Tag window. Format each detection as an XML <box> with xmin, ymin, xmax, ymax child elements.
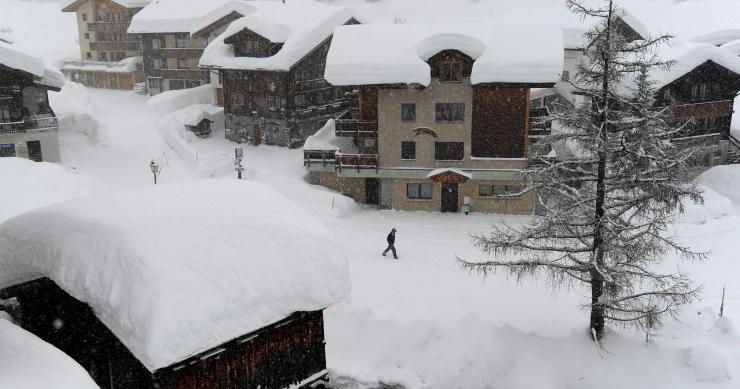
<box><xmin>691</xmin><ymin>85</ymin><xmax>699</xmax><ymax>100</ymax></box>
<box><xmin>178</xmin><ymin>58</ymin><xmax>188</xmax><ymax>69</ymax></box>
<box><xmin>439</xmin><ymin>61</ymin><xmax>462</xmax><ymax>82</ymax></box>
<box><xmin>562</xmin><ymin>70</ymin><xmax>570</xmax><ymax>81</ymax></box>
<box><xmin>152</xmin><ymin>58</ymin><xmax>162</xmax><ymax>69</ymax></box>
<box><xmin>176</xmin><ymin>36</ymin><xmax>187</xmax><ymax>48</ymax></box>
<box><xmin>82</xmin><ymin>13</ymin><xmax>87</xmax><ymax>21</ymax></box>
<box><xmin>267</xmin><ymin>95</ymin><xmax>282</xmax><ymax>110</ymax></box>
<box><xmin>479</xmin><ymin>184</ymin><xmax>525</xmax><ymax>198</ymax></box>
<box><xmin>151</xmin><ymin>38</ymin><xmax>161</xmax><ymax>49</ymax></box>
<box><xmin>190</xmin><ymin>80</ymin><xmax>202</xmax><ymax>87</ymax></box>
<box><xmin>85</xmin><ymin>52</ymin><xmax>92</xmax><ymax>59</ymax></box>
<box><xmin>245</xmin><ymin>40</ymin><xmax>262</xmax><ymax>55</ymax></box>
<box><xmin>401</xmin><ymin>141</ymin><xmax>416</xmax><ymax>160</ymax></box>
<box><xmin>699</xmin><ymin>84</ymin><xmax>708</xmax><ymax>100</ymax></box>
<box><xmin>99</xmin><ymin>52</ymin><xmax>107</xmax><ymax>61</ymax></box>
<box><xmin>435</xmin><ymin>103</ymin><xmax>464</xmax><ymax>122</ymax></box>
<box><xmin>407</xmin><ymin>183</ymin><xmax>433</xmax><ymax>200</ymax></box>
<box><xmin>663</xmin><ymin>88</ymin><xmax>670</xmax><ymax>100</ymax></box>
<box><xmin>434</xmin><ymin>142</ymin><xmax>464</xmax><ymax>160</ymax></box>
<box><xmin>84</xmin><ymin>33</ymin><xmax>89</xmax><ymax>40</ymax></box>
<box><xmin>401</xmin><ymin>103</ymin><xmax>416</xmax><ymax>122</ymax></box>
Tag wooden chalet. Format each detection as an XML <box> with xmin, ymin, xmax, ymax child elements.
<box><xmin>0</xmin><ymin>41</ymin><xmax>64</xmax><ymax>162</ymax></box>
<box><xmin>0</xmin><ymin>278</ymin><xmax>329</xmax><ymax>389</ymax></box>
<box><xmin>305</xmin><ymin>21</ymin><xmax>563</xmax><ymax>214</ymax></box>
<box><xmin>61</xmin><ymin>0</ymin><xmax>147</xmax><ymax>89</ymax></box>
<box><xmin>0</xmin><ymin>180</ymin><xmax>349</xmax><ymax>389</ymax></box>
<box><xmin>199</xmin><ymin>1</ymin><xmax>359</xmax><ymax>147</ymax></box>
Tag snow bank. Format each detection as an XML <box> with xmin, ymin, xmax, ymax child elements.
<box><xmin>677</xmin><ymin>185</ymin><xmax>734</xmax><ymax>225</ymax></box>
<box><xmin>128</xmin><ymin>0</ymin><xmax>233</xmax><ymax>33</ymax></box>
<box><xmin>324</xmin><ymin>19</ymin><xmax>563</xmax><ymax>86</ymax></box>
<box><xmin>200</xmin><ymin>1</ymin><xmax>354</xmax><ymax>71</ymax></box>
<box><xmin>49</xmin><ymin>81</ymin><xmax>108</xmax><ymax>145</ymax></box>
<box><xmin>0</xmin><ymin>157</ymin><xmax>94</xmax><ymax>223</ymax></box>
<box><xmin>0</xmin><ymin>318</ymin><xmax>98</xmax><ymax>389</ymax></box>
<box><xmin>171</xmin><ymin>104</ymin><xmax>223</xmax><ymax>127</ymax></box>
<box><xmin>0</xmin><ymin>179</ymin><xmax>350</xmax><ymax>371</ymax></box>
<box><xmin>684</xmin><ymin>346</ymin><xmax>732</xmax><ymax>383</ymax></box>
<box><xmin>62</xmin><ymin>57</ymin><xmax>141</xmax><ymax>74</ymax></box>
<box><xmin>694</xmin><ymin>165</ymin><xmax>740</xmax><ymax>206</ymax></box>
<box><xmin>146</xmin><ymin>84</ymin><xmax>216</xmax><ymax>118</ymax></box>
<box><xmin>303</xmin><ymin>119</ymin><xmax>357</xmax><ymax>152</ymax></box>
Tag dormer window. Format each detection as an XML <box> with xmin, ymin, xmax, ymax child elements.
<box><xmin>439</xmin><ymin>61</ymin><xmax>462</xmax><ymax>82</ymax></box>
<box><xmin>245</xmin><ymin>40</ymin><xmax>263</xmax><ymax>55</ymax></box>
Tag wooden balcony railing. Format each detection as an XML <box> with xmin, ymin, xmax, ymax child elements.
<box><xmin>303</xmin><ymin>150</ymin><xmax>337</xmax><ymax>167</ymax></box>
<box><xmin>87</xmin><ymin>22</ymin><xmax>131</xmax><ymax>33</ymax></box>
<box><xmin>0</xmin><ymin>117</ymin><xmax>58</xmax><ymax>135</ymax></box>
<box><xmin>89</xmin><ymin>41</ymin><xmax>141</xmax><ymax>52</ymax></box>
<box><xmin>335</xmin><ymin>119</ymin><xmax>378</xmax><ymax>138</ymax></box>
<box><xmin>337</xmin><ymin>153</ymin><xmax>379</xmax><ymax>172</ymax></box>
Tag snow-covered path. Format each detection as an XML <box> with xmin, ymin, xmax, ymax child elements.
<box><xmin>56</xmin><ymin>89</ymin><xmax>197</xmax><ymax>191</ymax></box>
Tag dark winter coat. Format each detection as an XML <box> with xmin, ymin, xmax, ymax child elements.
<box><xmin>387</xmin><ymin>231</ymin><xmax>395</xmax><ymax>245</ymax></box>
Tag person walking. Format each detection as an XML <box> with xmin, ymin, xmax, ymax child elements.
<box><xmin>382</xmin><ymin>228</ymin><xmax>398</xmax><ymax>259</ymax></box>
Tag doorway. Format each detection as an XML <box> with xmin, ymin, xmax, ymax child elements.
<box><xmin>441</xmin><ymin>183</ymin><xmax>459</xmax><ymax>212</ymax></box>
<box><xmin>365</xmin><ymin>178</ymin><xmax>379</xmax><ymax>205</ymax></box>
<box><xmin>26</xmin><ymin>140</ymin><xmax>42</xmax><ymax>162</ymax></box>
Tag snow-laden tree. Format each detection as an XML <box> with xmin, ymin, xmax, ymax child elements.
<box><xmin>460</xmin><ymin>0</ymin><xmax>705</xmax><ymax>340</ymax></box>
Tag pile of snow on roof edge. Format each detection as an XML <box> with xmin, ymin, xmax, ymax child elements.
<box><xmin>0</xmin><ymin>179</ymin><xmax>351</xmax><ymax>372</ymax></box>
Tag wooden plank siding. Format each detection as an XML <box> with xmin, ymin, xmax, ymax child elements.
<box><xmin>471</xmin><ymin>86</ymin><xmax>530</xmax><ymax>158</ymax></box>
<box><xmin>0</xmin><ymin>278</ymin><xmax>329</xmax><ymax>389</ymax></box>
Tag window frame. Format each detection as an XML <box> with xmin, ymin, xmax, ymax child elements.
<box><xmin>435</xmin><ymin>103</ymin><xmax>464</xmax><ymax>123</ymax></box>
<box><xmin>439</xmin><ymin>61</ymin><xmax>463</xmax><ymax>82</ymax></box>
<box><xmin>434</xmin><ymin>141</ymin><xmax>464</xmax><ymax>161</ymax></box>
<box><xmin>407</xmin><ymin>183</ymin><xmax>433</xmax><ymax>200</ymax></box>
<box><xmin>401</xmin><ymin>141</ymin><xmax>416</xmax><ymax>160</ymax></box>
<box><xmin>175</xmin><ymin>36</ymin><xmax>188</xmax><ymax>49</ymax></box>
<box><xmin>401</xmin><ymin>103</ymin><xmax>416</xmax><ymax>122</ymax></box>
<box><xmin>479</xmin><ymin>184</ymin><xmax>525</xmax><ymax>198</ymax></box>
<box><xmin>177</xmin><ymin>58</ymin><xmax>189</xmax><ymax>69</ymax></box>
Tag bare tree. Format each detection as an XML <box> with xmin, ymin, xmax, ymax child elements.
<box><xmin>459</xmin><ymin>0</ymin><xmax>705</xmax><ymax>340</ymax></box>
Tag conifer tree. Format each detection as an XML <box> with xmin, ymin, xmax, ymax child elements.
<box><xmin>460</xmin><ymin>0</ymin><xmax>705</xmax><ymax>340</ymax></box>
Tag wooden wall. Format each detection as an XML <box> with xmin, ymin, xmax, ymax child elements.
<box><xmin>471</xmin><ymin>86</ymin><xmax>530</xmax><ymax>158</ymax></box>
<box><xmin>0</xmin><ymin>278</ymin><xmax>329</xmax><ymax>389</ymax></box>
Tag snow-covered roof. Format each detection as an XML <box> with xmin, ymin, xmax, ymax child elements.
<box><xmin>62</xmin><ymin>57</ymin><xmax>142</xmax><ymax>74</ymax></box>
<box><xmin>62</xmin><ymin>0</ymin><xmax>150</xmax><ymax>12</ymax></box>
<box><xmin>171</xmin><ymin>104</ymin><xmax>222</xmax><ymax>127</ymax></box>
<box><xmin>721</xmin><ymin>39</ymin><xmax>740</xmax><ymax>57</ymax></box>
<box><xmin>0</xmin><ymin>32</ymin><xmax>12</xmax><ymax>44</ymax></box>
<box><xmin>0</xmin><ymin>179</ymin><xmax>350</xmax><ymax>372</ymax></box>
<box><xmin>561</xmin><ymin>8</ymin><xmax>648</xmax><ymax>50</ymax></box>
<box><xmin>0</xmin><ymin>41</ymin><xmax>64</xmax><ymax>89</ymax></box>
<box><xmin>428</xmin><ymin>168</ymin><xmax>472</xmax><ymax>180</ymax></box>
<box><xmin>0</xmin><ymin>318</ymin><xmax>98</xmax><ymax>389</ymax></box>
<box><xmin>303</xmin><ymin>119</ymin><xmax>357</xmax><ymax>152</ymax></box>
<box><xmin>691</xmin><ymin>29</ymin><xmax>740</xmax><ymax>47</ymax></box>
<box><xmin>199</xmin><ymin>1</ymin><xmax>354</xmax><ymax>71</ymax></box>
<box><xmin>188</xmin><ymin>0</ymin><xmax>257</xmax><ymax>37</ymax></box>
<box><xmin>128</xmin><ymin>0</ymin><xmax>234</xmax><ymax>33</ymax></box>
<box><xmin>324</xmin><ymin>20</ymin><xmax>564</xmax><ymax>86</ymax></box>
<box><xmin>650</xmin><ymin>40</ymin><xmax>740</xmax><ymax>89</ymax></box>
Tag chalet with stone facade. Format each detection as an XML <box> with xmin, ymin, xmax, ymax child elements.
<box><xmin>61</xmin><ymin>0</ymin><xmax>147</xmax><ymax>89</ymax></box>
<box><xmin>127</xmin><ymin>0</ymin><xmax>234</xmax><ymax>96</ymax></box>
<box><xmin>1</xmin><ymin>41</ymin><xmax>64</xmax><ymax>162</ymax></box>
<box><xmin>305</xmin><ymin>21</ymin><xmax>563</xmax><ymax>213</ymax></box>
<box><xmin>200</xmin><ymin>0</ymin><xmax>359</xmax><ymax>147</ymax></box>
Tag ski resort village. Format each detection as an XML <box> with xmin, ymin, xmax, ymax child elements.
<box><xmin>3</xmin><ymin>0</ymin><xmax>740</xmax><ymax>388</ymax></box>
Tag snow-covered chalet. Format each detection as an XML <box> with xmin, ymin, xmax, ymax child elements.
<box><xmin>304</xmin><ymin>20</ymin><xmax>564</xmax><ymax>214</ymax></box>
<box><xmin>199</xmin><ymin>0</ymin><xmax>360</xmax><ymax>147</ymax></box>
<box><xmin>0</xmin><ymin>180</ymin><xmax>350</xmax><ymax>389</ymax></box>
<box><xmin>0</xmin><ymin>40</ymin><xmax>64</xmax><ymax>162</ymax></box>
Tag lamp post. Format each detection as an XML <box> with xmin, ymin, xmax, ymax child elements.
<box><xmin>149</xmin><ymin>159</ymin><xmax>161</xmax><ymax>185</ymax></box>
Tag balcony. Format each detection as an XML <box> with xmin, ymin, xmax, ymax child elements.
<box><xmin>303</xmin><ymin>151</ymin><xmax>379</xmax><ymax>172</ymax></box>
<box><xmin>337</xmin><ymin>153</ymin><xmax>378</xmax><ymax>172</ymax></box>
<box><xmin>158</xmin><ymin>69</ymin><xmax>210</xmax><ymax>81</ymax></box>
<box><xmin>334</xmin><ymin>119</ymin><xmax>378</xmax><ymax>138</ymax></box>
<box><xmin>87</xmin><ymin>22</ymin><xmax>130</xmax><ymax>33</ymax></box>
<box><xmin>159</xmin><ymin>48</ymin><xmax>205</xmax><ymax>59</ymax></box>
<box><xmin>89</xmin><ymin>41</ymin><xmax>141</xmax><ymax>52</ymax></box>
<box><xmin>0</xmin><ymin>117</ymin><xmax>58</xmax><ymax>135</ymax></box>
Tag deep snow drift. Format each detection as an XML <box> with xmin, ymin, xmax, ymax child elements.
<box><xmin>0</xmin><ymin>179</ymin><xmax>350</xmax><ymax>371</ymax></box>
<box><xmin>0</xmin><ymin>318</ymin><xmax>98</xmax><ymax>389</ymax></box>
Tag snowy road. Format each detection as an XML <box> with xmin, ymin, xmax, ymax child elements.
<box><xmin>33</xmin><ymin>87</ymin><xmax>740</xmax><ymax>388</ymax></box>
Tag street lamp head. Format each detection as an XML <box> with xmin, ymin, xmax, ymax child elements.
<box><xmin>150</xmin><ymin>160</ymin><xmax>160</xmax><ymax>173</ymax></box>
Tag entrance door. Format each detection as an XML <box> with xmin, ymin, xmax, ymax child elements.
<box><xmin>441</xmin><ymin>183</ymin><xmax>459</xmax><ymax>212</ymax></box>
<box><xmin>253</xmin><ymin>126</ymin><xmax>262</xmax><ymax>146</ymax></box>
<box><xmin>365</xmin><ymin>178</ymin><xmax>379</xmax><ymax>205</ymax></box>
<box><xmin>26</xmin><ymin>140</ymin><xmax>42</xmax><ymax>162</ymax></box>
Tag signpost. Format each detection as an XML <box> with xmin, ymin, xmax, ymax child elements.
<box><xmin>235</xmin><ymin>147</ymin><xmax>244</xmax><ymax>179</ymax></box>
